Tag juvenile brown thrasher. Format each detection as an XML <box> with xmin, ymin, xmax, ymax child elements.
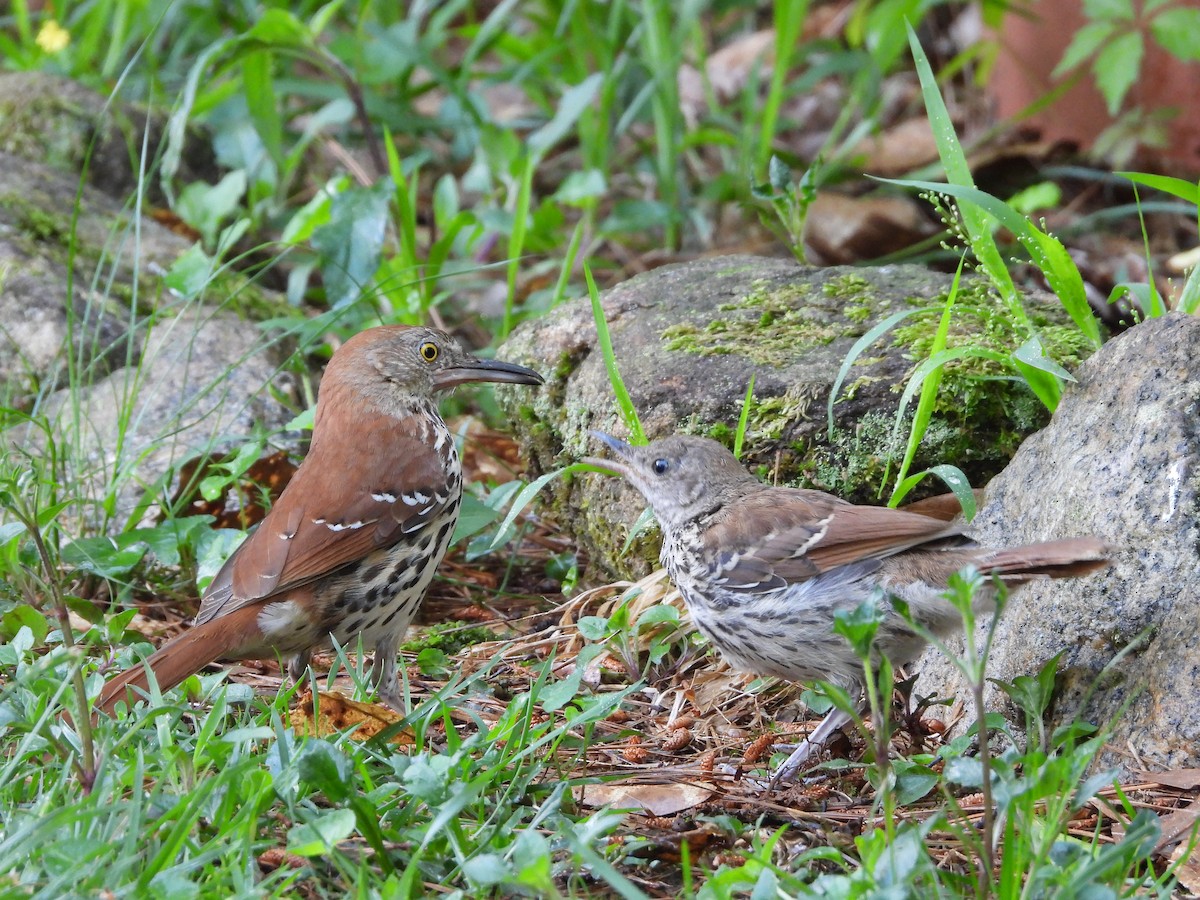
<box><xmin>585</xmin><ymin>432</ymin><xmax>1109</xmax><ymax>781</ymax></box>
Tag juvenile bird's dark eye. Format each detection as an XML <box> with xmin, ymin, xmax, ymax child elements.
<box><xmin>653</xmin><ymin>458</ymin><xmax>669</xmax><ymax>475</ymax></box>
<box><xmin>419</xmin><ymin>342</ymin><xmax>439</xmax><ymax>362</ymax></box>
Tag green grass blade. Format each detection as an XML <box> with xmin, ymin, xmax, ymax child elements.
<box><xmin>905</xmin><ymin>23</ymin><xmax>1023</xmax><ymax>326</ymax></box>
<box><xmin>1115</xmin><ymin>171</ymin><xmax>1199</xmax><ymax>204</ymax></box>
<box><xmin>889</xmin><ymin>258</ymin><xmax>962</xmax><ymax>502</ymax></box>
<box><xmin>488</xmin><ymin>465</ymin><xmax>587</xmax><ymax>550</ymax></box>
<box><xmin>586</xmin><ymin>262</ymin><xmax>645</xmax><ymax>443</ymax></box>
<box><xmin>733</xmin><ymin>374</ymin><xmax>756</xmax><ymax>460</ymax></box>
<box><xmin>757</xmin><ymin>0</ymin><xmax>809</xmax><ymax>172</ymax></box>
<box><xmin>828</xmin><ymin>307</ymin><xmax>933</xmax><ymax>441</ymax></box>
<box><xmin>877</xmin><ymin>175</ymin><xmax>1100</xmax><ymax>351</ymax></box>
<box><xmin>892</xmin><ymin>464</ymin><xmax>976</xmax><ymax>520</ymax></box>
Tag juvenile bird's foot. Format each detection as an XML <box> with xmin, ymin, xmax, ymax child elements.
<box><xmin>771</xmin><ymin>707</ymin><xmax>855</xmax><ymax>785</ymax></box>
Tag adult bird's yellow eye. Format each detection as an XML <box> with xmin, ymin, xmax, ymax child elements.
<box><xmin>419</xmin><ymin>342</ymin><xmax>439</xmax><ymax>362</ymax></box>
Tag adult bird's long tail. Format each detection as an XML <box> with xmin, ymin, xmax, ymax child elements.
<box><xmin>95</xmin><ymin>604</ymin><xmax>265</xmax><ymax>715</ymax></box>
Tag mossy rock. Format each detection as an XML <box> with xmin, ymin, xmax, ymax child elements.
<box><xmin>495</xmin><ymin>255</ymin><xmax>1096</xmax><ymax>580</ymax></box>
<box><xmin>0</xmin><ymin>71</ymin><xmax>217</xmax><ymax>204</ymax></box>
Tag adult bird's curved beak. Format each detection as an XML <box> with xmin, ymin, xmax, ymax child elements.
<box><xmin>432</xmin><ymin>357</ymin><xmax>545</xmax><ymax>390</ymax></box>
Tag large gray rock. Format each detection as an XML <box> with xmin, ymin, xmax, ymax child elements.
<box><xmin>0</xmin><ymin>71</ymin><xmax>217</xmax><ymax>203</ymax></box>
<box><xmin>16</xmin><ymin>311</ymin><xmax>297</xmax><ymax>532</ymax></box>
<box><xmin>0</xmin><ymin>74</ymin><xmax>296</xmax><ymax>533</ymax></box>
<box><xmin>0</xmin><ymin>72</ymin><xmax>220</xmax><ymax>402</ymax></box>
<box><xmin>496</xmin><ymin>255</ymin><xmax>1092</xmax><ymax>578</ymax></box>
<box><xmin>0</xmin><ymin>152</ymin><xmax>193</xmax><ymax>399</ymax></box>
<box><xmin>914</xmin><ymin>312</ymin><xmax>1200</xmax><ymax>774</ymax></box>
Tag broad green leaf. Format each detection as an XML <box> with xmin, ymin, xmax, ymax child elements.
<box><xmin>1093</xmin><ymin>30</ymin><xmax>1142</xmax><ymax>115</ymax></box>
<box><xmin>242</xmin><ymin>50</ymin><xmax>282</xmax><ymax>167</ymax></box>
<box><xmin>432</xmin><ymin>173</ymin><xmax>459</xmax><ymax>226</ymax></box>
<box><xmin>577</xmin><ymin>616</ymin><xmax>611</xmax><ymax>642</ymax></box>
<box><xmin>0</xmin><ymin>521</ymin><xmax>26</xmax><ymax>544</ymax></box>
<box><xmin>554</xmin><ymin>169</ymin><xmax>607</xmax><ymax>205</ymax></box>
<box><xmin>528</xmin><ymin>73</ymin><xmax>603</xmax><ymax>158</ymax></box>
<box><xmin>892</xmin><ymin>465</ymin><xmax>976</xmax><ymax>520</ymax></box>
<box><xmin>1083</xmin><ymin>0</ymin><xmax>1132</xmax><ymax>19</ymax></box>
<box><xmin>1053</xmin><ymin>20</ymin><xmax>1115</xmax><ymax>76</ymax></box>
<box><xmin>175</xmin><ymin>170</ymin><xmax>248</xmax><ymax>247</ymax></box>
<box><xmin>287</xmin><ymin>809</ymin><xmax>356</xmax><ymax>857</ymax></box>
<box><xmin>296</xmin><ymin>740</ymin><xmax>353</xmax><ymax>802</ymax></box>
<box><xmin>462</xmin><ymin>854</ymin><xmax>509</xmax><ymax>886</ymax></box>
<box><xmin>943</xmin><ymin>755</ymin><xmax>984</xmax><ymax>788</ymax></box>
<box><xmin>124</xmin><ymin>516</ymin><xmax>214</xmax><ymax>568</ymax></box>
<box><xmin>281</xmin><ymin>181</ymin><xmax>338</xmax><ymax>244</ymax></box>
<box><xmin>1013</xmin><ymin>335</ymin><xmax>1076</xmax><ymax>381</ymax></box>
<box><xmin>863</xmin><ymin>0</ymin><xmax>921</xmax><ymax>71</ymax></box>
<box><xmin>307</xmin><ymin>0</ymin><xmax>344</xmax><ymax>36</ymax></box>
<box><xmin>63</xmin><ymin>536</ymin><xmax>148</xmax><ymax>578</ymax></box>
<box><xmin>488</xmin><ymin>468</ymin><xmax>573</xmax><ymax>549</ymax></box>
<box><xmin>1151</xmin><ymin>8</ymin><xmax>1200</xmax><ymax>60</ymax></box>
<box><xmin>1013</xmin><ymin>356</ymin><xmax>1063</xmax><ymax>410</ymax></box>
<box><xmin>164</xmin><ymin>244</ymin><xmax>214</xmax><ymax>300</ymax></box>
<box><xmin>1006</xmin><ymin>181</ymin><xmax>1062</xmax><ymax>215</ymax></box>
<box><xmin>195</xmin><ymin>529</ymin><xmax>246</xmax><ymax>588</ymax></box>
<box><xmin>311</xmin><ymin>179</ymin><xmax>392</xmax><ymax>308</ymax></box>
<box><xmin>199</xmin><ymin>440</ymin><xmax>265</xmax><ymax>501</ymax></box>
<box><xmin>285</xmin><ymin>406</ymin><xmax>315</xmax><ymax>432</ymax></box>
<box><xmin>453</xmin><ymin>493</ymin><xmax>504</xmax><ymax>544</ymax></box>
<box><xmin>892</xmin><ymin>759</ymin><xmax>939</xmax><ymax>804</ymax></box>
<box><xmin>243</xmin><ymin>8</ymin><xmax>312</xmax><ymax>47</ymax></box>
<box><xmin>539</xmin><ymin>645</ymin><xmax>601</xmax><ymax>712</ymax></box>
<box><xmin>1</xmin><ymin>606</ymin><xmax>50</xmax><ymax>643</ymax></box>
<box><xmin>636</xmin><ymin>605</ymin><xmax>680</xmax><ymax>628</ymax></box>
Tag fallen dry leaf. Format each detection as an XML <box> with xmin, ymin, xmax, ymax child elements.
<box><xmin>852</xmin><ymin>116</ymin><xmax>940</xmax><ymax>175</ymax></box>
<box><xmin>1134</xmin><ymin>769</ymin><xmax>1200</xmax><ymax>790</ymax></box>
<box><xmin>1152</xmin><ymin>797</ymin><xmax>1200</xmax><ymax>850</ymax></box>
<box><xmin>290</xmin><ymin>690</ymin><xmax>414</xmax><ymax>745</ymax></box>
<box><xmin>576</xmin><ymin>781</ymin><xmax>716</xmax><ymax>817</ymax></box>
<box><xmin>258</xmin><ymin>847</ymin><xmax>308</xmax><ymax>872</ymax></box>
<box><xmin>1169</xmin><ymin>838</ymin><xmax>1200</xmax><ymax>893</ymax></box>
<box><xmin>803</xmin><ymin>191</ymin><xmax>938</xmax><ymax>265</ymax></box>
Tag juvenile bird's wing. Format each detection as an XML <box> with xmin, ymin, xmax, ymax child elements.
<box><xmin>196</xmin><ymin>417</ymin><xmax>456</xmax><ymax>625</ymax></box>
<box><xmin>702</xmin><ymin>489</ymin><xmax>962</xmax><ymax>592</ymax></box>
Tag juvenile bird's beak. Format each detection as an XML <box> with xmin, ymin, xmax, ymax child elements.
<box><xmin>432</xmin><ymin>357</ymin><xmax>544</xmax><ymax>390</ymax></box>
<box><xmin>582</xmin><ymin>430</ymin><xmax>635</xmax><ymax>477</ymax></box>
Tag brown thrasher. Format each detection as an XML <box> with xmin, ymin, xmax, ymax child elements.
<box><xmin>585</xmin><ymin>433</ymin><xmax>1109</xmax><ymax>781</ymax></box>
<box><xmin>95</xmin><ymin>325</ymin><xmax>543</xmax><ymax>715</ymax></box>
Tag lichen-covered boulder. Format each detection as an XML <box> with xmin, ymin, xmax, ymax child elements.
<box><xmin>495</xmin><ymin>254</ymin><xmax>1092</xmax><ymax>578</ymax></box>
<box><xmin>914</xmin><ymin>312</ymin><xmax>1200</xmax><ymax>775</ymax></box>
<box><xmin>0</xmin><ymin>73</ymin><xmax>294</xmax><ymax>534</ymax></box>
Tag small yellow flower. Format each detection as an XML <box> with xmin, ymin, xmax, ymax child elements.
<box><xmin>36</xmin><ymin>19</ymin><xmax>70</xmax><ymax>54</ymax></box>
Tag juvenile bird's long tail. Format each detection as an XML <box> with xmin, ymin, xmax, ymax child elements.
<box><xmin>986</xmin><ymin>536</ymin><xmax>1111</xmax><ymax>580</ymax></box>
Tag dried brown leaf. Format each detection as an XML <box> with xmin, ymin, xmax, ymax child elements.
<box><xmin>290</xmin><ymin>690</ymin><xmax>414</xmax><ymax>745</ymax></box>
<box><xmin>575</xmin><ymin>781</ymin><xmax>716</xmax><ymax>817</ymax></box>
